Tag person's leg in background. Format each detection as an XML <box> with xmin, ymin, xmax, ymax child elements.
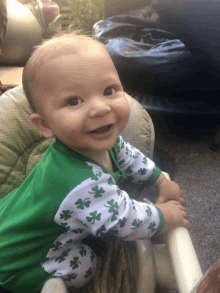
<box><xmin>151</xmin><ymin>0</ymin><xmax>220</xmax><ymax>74</ymax></box>
<box><xmin>150</xmin><ymin>0</ymin><xmax>220</xmax><ymax>95</ymax></box>
<box><xmin>104</xmin><ymin>0</ymin><xmax>220</xmax><ymax>95</ymax></box>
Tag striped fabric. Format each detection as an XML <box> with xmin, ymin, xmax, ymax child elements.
<box><xmin>0</xmin><ymin>0</ymin><xmax>7</xmax><ymax>47</ymax></box>
<box><xmin>0</xmin><ymin>0</ymin><xmax>8</xmax><ymax>89</ymax></box>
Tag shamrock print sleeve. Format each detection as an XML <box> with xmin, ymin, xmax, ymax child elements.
<box><xmin>54</xmin><ymin>162</ymin><xmax>164</xmax><ymax>241</ymax></box>
<box><xmin>116</xmin><ymin>136</ymin><xmax>161</xmax><ymax>186</ymax></box>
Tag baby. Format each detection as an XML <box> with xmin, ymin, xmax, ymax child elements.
<box><xmin>0</xmin><ymin>32</ymin><xmax>190</xmax><ymax>293</ymax></box>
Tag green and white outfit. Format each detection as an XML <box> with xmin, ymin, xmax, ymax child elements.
<box><xmin>0</xmin><ymin>135</ymin><xmax>164</xmax><ymax>293</ymax></box>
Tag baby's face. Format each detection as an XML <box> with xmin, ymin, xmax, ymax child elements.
<box><xmin>32</xmin><ymin>46</ymin><xmax>130</xmax><ymax>157</ymax></box>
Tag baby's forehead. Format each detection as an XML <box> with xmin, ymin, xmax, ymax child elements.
<box><xmin>35</xmin><ymin>41</ymin><xmax>110</xmax><ymax>76</ymax></box>
<box><xmin>43</xmin><ymin>39</ymin><xmax>106</xmax><ymax>60</ymax></box>
<box><xmin>33</xmin><ymin>41</ymin><xmax>111</xmax><ymax>83</ymax></box>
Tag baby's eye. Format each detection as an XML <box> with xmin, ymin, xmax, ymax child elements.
<box><xmin>104</xmin><ymin>86</ymin><xmax>116</xmax><ymax>96</ymax></box>
<box><xmin>66</xmin><ymin>97</ymin><xmax>83</xmax><ymax>106</ymax></box>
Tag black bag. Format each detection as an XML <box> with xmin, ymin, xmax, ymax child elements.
<box><xmin>93</xmin><ymin>5</ymin><xmax>194</xmax><ymax>97</ymax></box>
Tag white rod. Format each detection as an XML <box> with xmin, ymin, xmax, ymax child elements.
<box><xmin>162</xmin><ymin>172</ymin><xmax>203</xmax><ymax>293</ymax></box>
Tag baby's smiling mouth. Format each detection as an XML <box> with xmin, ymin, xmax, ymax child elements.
<box><xmin>89</xmin><ymin>124</ymin><xmax>113</xmax><ymax>134</ymax></box>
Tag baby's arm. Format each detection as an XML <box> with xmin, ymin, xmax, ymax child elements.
<box><xmin>116</xmin><ymin>135</ymin><xmax>161</xmax><ymax>186</ymax></box>
<box><xmin>117</xmin><ymin>136</ymin><xmax>184</xmax><ymax>205</ymax></box>
<box><xmin>54</xmin><ymin>163</ymin><xmax>165</xmax><ymax>241</ymax></box>
<box><xmin>116</xmin><ymin>136</ymin><xmax>190</xmax><ymax>233</ymax></box>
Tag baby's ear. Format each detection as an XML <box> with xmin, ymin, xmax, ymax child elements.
<box><xmin>30</xmin><ymin>113</ymin><xmax>54</xmax><ymax>138</ymax></box>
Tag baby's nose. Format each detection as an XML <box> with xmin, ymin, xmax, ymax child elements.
<box><xmin>89</xmin><ymin>99</ymin><xmax>111</xmax><ymax>117</ymax></box>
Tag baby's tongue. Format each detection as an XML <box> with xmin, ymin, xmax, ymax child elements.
<box><xmin>92</xmin><ymin>125</ymin><xmax>109</xmax><ymax>133</ymax></box>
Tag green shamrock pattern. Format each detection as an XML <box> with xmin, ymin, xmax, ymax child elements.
<box><xmin>55</xmin><ymin>249</ymin><xmax>71</xmax><ymax>263</ymax></box>
<box><xmin>91</xmin><ymin>172</ymin><xmax>101</xmax><ymax>181</ymax></box>
<box><xmin>51</xmin><ymin>241</ymin><xmax>62</xmax><ymax>251</ymax></box>
<box><xmin>118</xmin><ymin>217</ymin><xmax>127</xmax><ymax>227</ymax></box>
<box><xmin>66</xmin><ymin>239</ymin><xmax>74</xmax><ymax>244</ymax></box>
<box><xmin>65</xmin><ymin>273</ymin><xmax>78</xmax><ymax>282</ymax></box>
<box><xmin>116</xmin><ymin>187</ymin><xmax>123</xmax><ymax>197</ymax></box>
<box><xmin>131</xmin><ymin>219</ymin><xmax>143</xmax><ymax>229</ymax></box>
<box><xmin>88</xmin><ymin>185</ymin><xmax>105</xmax><ymax>198</ymax></box>
<box><xmin>96</xmin><ymin>225</ymin><xmax>107</xmax><ymax>237</ymax></box>
<box><xmin>108</xmin><ymin>176</ymin><xmax>115</xmax><ymax>185</ymax></box>
<box><xmin>133</xmin><ymin>151</ymin><xmax>140</xmax><ymax>159</ymax></box>
<box><xmin>111</xmin><ymin>210</ymin><xmax>119</xmax><ymax>222</ymax></box>
<box><xmin>60</xmin><ymin>210</ymin><xmax>73</xmax><ymax>220</ymax></box>
<box><xmin>104</xmin><ymin>199</ymin><xmax>119</xmax><ymax>213</ymax></box>
<box><xmin>72</xmin><ymin>228</ymin><xmax>84</xmax><ymax>234</ymax></box>
<box><xmin>131</xmin><ymin>200</ymin><xmax>136</xmax><ymax>210</ymax></box>
<box><xmin>70</xmin><ymin>256</ymin><xmax>81</xmax><ymax>269</ymax></box>
<box><xmin>90</xmin><ymin>250</ymin><xmax>96</xmax><ymax>264</ymax></box>
<box><xmin>142</xmin><ymin>156</ymin><xmax>148</xmax><ymax>164</ymax></box>
<box><xmin>79</xmin><ymin>246</ymin><xmax>87</xmax><ymax>257</ymax></box>
<box><xmin>126</xmin><ymin>175</ymin><xmax>134</xmax><ymax>182</ymax></box>
<box><xmin>119</xmin><ymin>159</ymin><xmax>125</xmax><ymax>166</ymax></box>
<box><xmin>86</xmin><ymin>211</ymin><xmax>101</xmax><ymax>224</ymax></box>
<box><xmin>41</xmin><ymin>136</ymin><xmax>161</xmax><ymax>288</ymax></box>
<box><xmin>148</xmin><ymin>221</ymin><xmax>157</xmax><ymax>234</ymax></box>
<box><xmin>84</xmin><ymin>267</ymin><xmax>94</xmax><ymax>279</ymax></box>
<box><xmin>75</xmin><ymin>198</ymin><xmax>91</xmax><ymax>209</ymax></box>
<box><xmin>125</xmin><ymin>165</ymin><xmax>133</xmax><ymax>174</ymax></box>
<box><xmin>108</xmin><ymin>227</ymin><xmax>119</xmax><ymax>236</ymax></box>
<box><xmin>146</xmin><ymin>206</ymin><xmax>152</xmax><ymax>217</ymax></box>
<box><xmin>138</xmin><ymin>168</ymin><xmax>147</xmax><ymax>175</ymax></box>
<box><xmin>60</xmin><ymin>223</ymin><xmax>70</xmax><ymax>230</ymax></box>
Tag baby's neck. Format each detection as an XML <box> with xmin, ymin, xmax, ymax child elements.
<box><xmin>86</xmin><ymin>151</ymin><xmax>114</xmax><ymax>172</ymax></box>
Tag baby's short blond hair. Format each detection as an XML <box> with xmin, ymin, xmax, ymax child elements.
<box><xmin>22</xmin><ymin>31</ymin><xmax>107</xmax><ymax>113</ymax></box>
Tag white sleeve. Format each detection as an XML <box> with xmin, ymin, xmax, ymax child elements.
<box><xmin>117</xmin><ymin>135</ymin><xmax>161</xmax><ymax>185</ymax></box>
<box><xmin>54</xmin><ymin>162</ymin><xmax>164</xmax><ymax>240</ymax></box>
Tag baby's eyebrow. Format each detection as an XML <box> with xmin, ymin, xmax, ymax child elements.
<box><xmin>56</xmin><ymin>74</ymin><xmax>121</xmax><ymax>96</ymax></box>
<box><xmin>57</xmin><ymin>86</ymin><xmax>78</xmax><ymax>94</ymax></box>
<box><xmin>101</xmin><ymin>76</ymin><xmax>120</xmax><ymax>84</ymax></box>
<box><xmin>60</xmin><ymin>77</ymin><xmax>120</xmax><ymax>92</ymax></box>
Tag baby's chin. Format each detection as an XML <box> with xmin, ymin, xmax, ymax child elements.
<box><xmin>64</xmin><ymin>140</ymin><xmax>116</xmax><ymax>155</ymax></box>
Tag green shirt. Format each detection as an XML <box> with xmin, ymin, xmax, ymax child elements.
<box><xmin>0</xmin><ymin>135</ymin><xmax>163</xmax><ymax>293</ymax></box>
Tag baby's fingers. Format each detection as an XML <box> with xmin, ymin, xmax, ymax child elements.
<box><xmin>182</xmin><ymin>218</ymin><xmax>191</xmax><ymax>230</ymax></box>
<box><xmin>179</xmin><ymin>205</ymin><xmax>189</xmax><ymax>219</ymax></box>
<box><xmin>182</xmin><ymin>211</ymin><xmax>188</xmax><ymax>219</ymax></box>
<box><xmin>180</xmin><ymin>208</ymin><xmax>191</xmax><ymax>230</ymax></box>
<box><xmin>169</xmin><ymin>200</ymin><xmax>182</xmax><ymax>206</ymax></box>
<box><xmin>179</xmin><ymin>205</ymin><xmax>186</xmax><ymax>212</ymax></box>
<box><xmin>179</xmin><ymin>196</ymin><xmax>185</xmax><ymax>205</ymax></box>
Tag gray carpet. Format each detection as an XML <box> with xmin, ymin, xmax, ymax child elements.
<box><xmin>143</xmin><ymin>112</ymin><xmax>220</xmax><ymax>275</ymax></box>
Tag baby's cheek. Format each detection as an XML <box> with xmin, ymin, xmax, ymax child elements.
<box><xmin>121</xmin><ymin>103</ymin><xmax>130</xmax><ymax>127</ymax></box>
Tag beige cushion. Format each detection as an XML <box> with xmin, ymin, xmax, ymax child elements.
<box><xmin>0</xmin><ymin>85</ymin><xmax>154</xmax><ymax>200</ymax></box>
<box><xmin>0</xmin><ymin>85</ymin><xmax>53</xmax><ymax>199</ymax></box>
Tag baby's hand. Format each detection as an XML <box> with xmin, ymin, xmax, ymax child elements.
<box><xmin>156</xmin><ymin>200</ymin><xmax>191</xmax><ymax>233</ymax></box>
<box><xmin>153</xmin><ymin>173</ymin><xmax>185</xmax><ymax>206</ymax></box>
